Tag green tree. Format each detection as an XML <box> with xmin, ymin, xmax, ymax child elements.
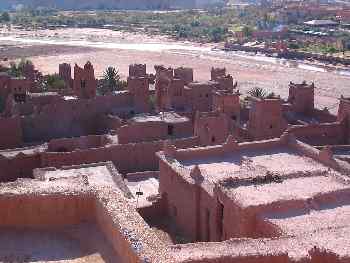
<box><xmin>44</xmin><ymin>74</ymin><xmax>65</xmax><ymax>90</ymax></box>
<box><xmin>242</xmin><ymin>25</ymin><xmax>253</xmax><ymax>38</ymax></box>
<box><xmin>99</xmin><ymin>66</ymin><xmax>126</xmax><ymax>95</ymax></box>
<box><xmin>7</xmin><ymin>58</ymin><xmax>33</xmax><ymax>78</ymax></box>
<box><xmin>0</xmin><ymin>12</ymin><xmax>10</xmax><ymax>23</ymax></box>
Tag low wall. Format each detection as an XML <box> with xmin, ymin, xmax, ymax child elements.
<box><xmin>289</xmin><ymin>138</ymin><xmax>350</xmax><ymax>174</ymax></box>
<box><xmin>175</xmin><ymin>138</ymin><xmax>282</xmax><ymax>162</ymax></box>
<box><xmin>41</xmin><ymin>137</ymin><xmax>199</xmax><ymax>174</ymax></box>
<box><xmin>48</xmin><ymin>135</ymin><xmax>107</xmax><ymax>152</ymax></box>
<box><xmin>288</xmin><ymin>122</ymin><xmax>345</xmax><ymax>146</ymax></box>
<box><xmin>95</xmin><ymin>197</ymin><xmax>141</xmax><ymax>263</ymax></box>
<box><xmin>0</xmin><ymin>194</ymin><xmax>94</xmax><ymax>227</ymax></box>
<box><xmin>126</xmin><ymin>171</ymin><xmax>160</xmax><ymax>181</ymax></box>
<box><xmin>0</xmin><ymin>153</ymin><xmax>41</xmax><ymax>182</ymax></box>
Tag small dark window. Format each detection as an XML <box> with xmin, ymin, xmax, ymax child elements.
<box><xmin>231</xmin><ymin>115</ymin><xmax>237</xmax><ymax>121</ymax></box>
<box><xmin>173</xmin><ymin>205</ymin><xmax>177</xmax><ymax>217</ymax></box>
<box><xmin>270</xmin><ymin>125</ymin><xmax>273</xmax><ymax>129</ymax></box>
<box><xmin>205</xmin><ymin>94</ymin><xmax>209</xmax><ymax>98</ymax></box>
<box><xmin>168</xmin><ymin>125</ymin><xmax>174</xmax><ymax>136</ymax></box>
<box><xmin>217</xmin><ymin>200</ymin><xmax>224</xmax><ymax>241</ymax></box>
<box><xmin>211</xmin><ymin>136</ymin><xmax>216</xmax><ymax>143</ymax></box>
<box><xmin>130</xmin><ymin>110</ymin><xmax>135</xmax><ymax>115</ymax></box>
<box><xmin>81</xmin><ymin>80</ymin><xmax>86</xmax><ymax>89</ymax></box>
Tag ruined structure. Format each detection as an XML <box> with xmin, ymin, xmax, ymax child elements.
<box><xmin>59</xmin><ymin>63</ymin><xmax>73</xmax><ymax>89</ymax></box>
<box><xmin>73</xmin><ymin>62</ymin><xmax>97</xmax><ymax>99</ymax></box>
<box><xmin>0</xmin><ymin>61</ymin><xmax>349</xmax><ymax>262</ymax></box>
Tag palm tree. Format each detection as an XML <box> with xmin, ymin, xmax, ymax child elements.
<box><xmin>99</xmin><ymin>66</ymin><xmax>122</xmax><ymax>95</ymax></box>
<box><xmin>247</xmin><ymin>87</ymin><xmax>267</xmax><ymax>99</ymax></box>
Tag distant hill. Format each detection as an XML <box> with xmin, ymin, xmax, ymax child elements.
<box><xmin>0</xmin><ymin>0</ymin><xmax>226</xmax><ymax>10</ymax></box>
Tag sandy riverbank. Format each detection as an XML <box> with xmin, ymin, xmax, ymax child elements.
<box><xmin>0</xmin><ymin>27</ymin><xmax>349</xmax><ymax>112</ymax></box>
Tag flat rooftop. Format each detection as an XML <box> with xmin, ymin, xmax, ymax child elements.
<box><xmin>181</xmin><ymin>147</ymin><xmax>332</xmax><ymax>184</ymax></box>
<box><xmin>37</xmin><ymin>163</ymin><xmax>118</xmax><ymax>188</ymax></box>
<box><xmin>267</xmin><ymin>204</ymin><xmax>350</xmax><ymax>236</ymax></box>
<box><xmin>131</xmin><ymin>112</ymin><xmax>189</xmax><ymax>124</ymax></box>
<box><xmin>225</xmin><ymin>175</ymin><xmax>349</xmax><ymax>208</ymax></box>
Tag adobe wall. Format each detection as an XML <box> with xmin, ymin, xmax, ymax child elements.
<box><xmin>127</xmin><ymin>77</ymin><xmax>150</xmax><ymax>113</ymax></box>
<box><xmin>95</xmin><ymin>196</ymin><xmax>142</xmax><ymax>263</ymax></box>
<box><xmin>175</xmin><ymin>138</ymin><xmax>283</xmax><ymax>162</ymax></box>
<box><xmin>118</xmin><ymin>122</ymin><xmax>169</xmax><ymax>144</ymax></box>
<box><xmin>0</xmin><ymin>153</ymin><xmax>41</xmax><ymax>182</ymax></box>
<box><xmin>0</xmin><ymin>194</ymin><xmax>94</xmax><ymax>227</ymax></box>
<box><xmin>117</xmin><ymin>119</ymin><xmax>193</xmax><ymax>145</ymax></box>
<box><xmin>213</xmin><ymin>91</ymin><xmax>241</xmax><ymax>125</ymax></box>
<box><xmin>338</xmin><ymin>98</ymin><xmax>350</xmax><ymax>143</ymax></box>
<box><xmin>0</xmin><ymin>74</ymin><xmax>11</xmax><ymax>102</ymax></box>
<box><xmin>21</xmin><ymin>94</ymin><xmax>133</xmax><ymax>143</ymax></box>
<box><xmin>41</xmin><ymin>137</ymin><xmax>199</xmax><ymax>174</ymax></box>
<box><xmin>185</xmin><ymin>82</ymin><xmax>215</xmax><ymax>112</ymax></box>
<box><xmin>10</xmin><ymin>78</ymin><xmax>31</xmax><ymax>95</ymax></box>
<box><xmin>174</xmin><ymin>67</ymin><xmax>194</xmax><ymax>85</ymax></box>
<box><xmin>48</xmin><ymin>135</ymin><xmax>108</xmax><ymax>152</ymax></box>
<box><xmin>94</xmin><ymin>191</ymin><xmax>168</xmax><ymax>263</ymax></box>
<box><xmin>311</xmin><ymin>108</ymin><xmax>337</xmax><ymax>123</ymax></box>
<box><xmin>194</xmin><ymin>112</ymin><xmax>230</xmax><ymax>146</ymax></box>
<box><xmin>288</xmin><ymin>83</ymin><xmax>315</xmax><ymax>114</ymax></box>
<box><xmin>337</xmin><ymin>98</ymin><xmax>350</xmax><ymax>122</ymax></box>
<box><xmin>248</xmin><ymin>98</ymin><xmax>287</xmax><ymax>140</ymax></box>
<box><xmin>0</xmin><ymin>117</ymin><xmax>23</xmax><ymax>149</ymax></box>
<box><xmin>165</xmin><ymin>79</ymin><xmax>186</xmax><ymax>110</ymax></box>
<box><xmin>59</xmin><ymin>63</ymin><xmax>73</xmax><ymax>89</ymax></box>
<box><xmin>102</xmin><ymin>115</ymin><xmax>124</xmax><ymax>132</ymax></box>
<box><xmin>21</xmin><ymin>111</ymin><xmax>102</xmax><ymax>143</ymax></box>
<box><xmin>158</xmin><ymin>158</ymin><xmax>198</xmax><ymax>242</ymax></box>
<box><xmin>126</xmin><ymin>171</ymin><xmax>159</xmax><ymax>181</ymax></box>
<box><xmin>216</xmin><ymin>75</ymin><xmax>235</xmax><ymax>91</ymax></box>
<box><xmin>197</xmin><ymin>185</ymin><xmax>221</xmax><ymax>242</ymax></box>
<box><xmin>129</xmin><ymin>64</ymin><xmax>147</xmax><ymax>77</ymax></box>
<box><xmin>289</xmin><ymin>138</ymin><xmax>350</xmax><ymax>174</ymax></box>
<box><xmin>211</xmin><ymin>68</ymin><xmax>226</xmax><ymax>81</ymax></box>
<box><xmin>29</xmin><ymin>94</ymin><xmax>63</xmax><ymax>107</ymax></box>
<box><xmin>73</xmin><ymin>62</ymin><xmax>97</xmax><ymax>99</ymax></box>
<box><xmin>287</xmin><ymin>122</ymin><xmax>346</xmax><ymax>146</ymax></box>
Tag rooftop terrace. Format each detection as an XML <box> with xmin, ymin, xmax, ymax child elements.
<box><xmin>224</xmin><ymin>175</ymin><xmax>348</xmax><ymax>208</ymax></box>
<box><xmin>180</xmin><ymin>146</ymin><xmax>332</xmax><ymax>184</ymax></box>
